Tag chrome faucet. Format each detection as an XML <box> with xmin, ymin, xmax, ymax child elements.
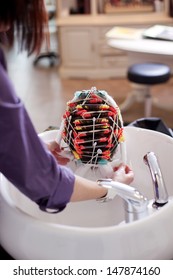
<box><xmin>143</xmin><ymin>152</ymin><xmax>169</xmax><ymax>208</ymax></box>
<box><xmin>97</xmin><ymin>152</ymin><xmax>169</xmax><ymax>223</ymax></box>
<box><xmin>97</xmin><ymin>179</ymin><xmax>148</xmax><ymax>223</ymax></box>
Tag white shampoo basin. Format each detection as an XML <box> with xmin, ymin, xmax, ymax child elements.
<box><xmin>1</xmin><ymin>126</ymin><xmax>173</xmax><ymax>259</ymax></box>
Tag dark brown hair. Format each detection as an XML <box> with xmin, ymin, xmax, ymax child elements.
<box><xmin>0</xmin><ymin>0</ymin><xmax>49</xmax><ymax>54</ymax></box>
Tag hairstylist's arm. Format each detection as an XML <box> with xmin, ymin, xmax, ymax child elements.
<box><xmin>70</xmin><ymin>164</ymin><xmax>134</xmax><ymax>202</ymax></box>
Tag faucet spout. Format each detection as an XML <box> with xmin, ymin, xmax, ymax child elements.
<box><xmin>143</xmin><ymin>152</ymin><xmax>168</xmax><ymax>208</ymax></box>
<box><xmin>97</xmin><ymin>179</ymin><xmax>148</xmax><ymax>223</ymax></box>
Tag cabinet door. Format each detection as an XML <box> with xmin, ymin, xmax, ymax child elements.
<box><xmin>60</xmin><ymin>27</ymin><xmax>97</xmax><ymax>67</ymax></box>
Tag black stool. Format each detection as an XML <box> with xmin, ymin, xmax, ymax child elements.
<box><xmin>120</xmin><ymin>62</ymin><xmax>171</xmax><ymax>117</ymax></box>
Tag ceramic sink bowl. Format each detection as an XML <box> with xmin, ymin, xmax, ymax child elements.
<box><xmin>1</xmin><ymin>126</ymin><xmax>173</xmax><ymax>259</ymax></box>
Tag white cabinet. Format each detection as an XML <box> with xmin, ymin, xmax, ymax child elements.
<box><xmin>60</xmin><ymin>27</ymin><xmax>96</xmax><ymax>68</ymax></box>
<box><xmin>56</xmin><ymin>0</ymin><xmax>173</xmax><ymax>78</ymax></box>
<box><xmin>58</xmin><ymin>25</ymin><xmax>128</xmax><ymax>79</ymax></box>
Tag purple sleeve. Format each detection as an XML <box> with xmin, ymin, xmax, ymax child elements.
<box><xmin>0</xmin><ymin>53</ymin><xmax>75</xmax><ymax>212</ymax></box>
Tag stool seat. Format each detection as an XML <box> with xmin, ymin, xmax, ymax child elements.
<box><xmin>128</xmin><ymin>63</ymin><xmax>171</xmax><ymax>85</ymax></box>
<box><xmin>120</xmin><ymin>62</ymin><xmax>171</xmax><ymax>117</ymax></box>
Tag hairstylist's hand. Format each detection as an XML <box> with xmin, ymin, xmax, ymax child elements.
<box><xmin>46</xmin><ymin>141</ymin><xmax>70</xmax><ymax>166</ymax></box>
<box><xmin>112</xmin><ymin>163</ymin><xmax>134</xmax><ymax>185</ymax></box>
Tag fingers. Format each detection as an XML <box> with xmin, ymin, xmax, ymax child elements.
<box><xmin>124</xmin><ymin>164</ymin><xmax>133</xmax><ymax>175</ymax></box>
<box><xmin>114</xmin><ymin>163</ymin><xmax>132</xmax><ymax>173</ymax></box>
<box><xmin>112</xmin><ymin>163</ymin><xmax>134</xmax><ymax>185</ymax></box>
<box><xmin>47</xmin><ymin>141</ymin><xmax>61</xmax><ymax>152</ymax></box>
<box><xmin>46</xmin><ymin>141</ymin><xmax>70</xmax><ymax>165</ymax></box>
<box><xmin>51</xmin><ymin>150</ymin><xmax>70</xmax><ymax>165</ymax></box>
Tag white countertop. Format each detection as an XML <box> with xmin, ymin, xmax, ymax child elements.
<box><xmin>108</xmin><ymin>38</ymin><xmax>173</xmax><ymax>56</ymax></box>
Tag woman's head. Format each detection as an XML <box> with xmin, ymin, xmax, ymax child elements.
<box><xmin>0</xmin><ymin>0</ymin><xmax>49</xmax><ymax>54</ymax></box>
<box><xmin>61</xmin><ymin>87</ymin><xmax>124</xmax><ymax>165</ymax></box>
